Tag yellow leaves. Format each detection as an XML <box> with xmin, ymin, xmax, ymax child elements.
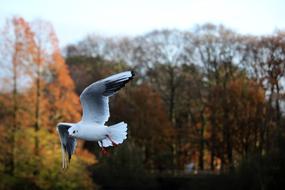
<box><xmin>0</xmin><ymin>17</ymin><xmax>96</xmax><ymax>189</ymax></box>
<box><xmin>11</xmin><ymin>127</ymin><xmax>96</xmax><ymax>189</ymax></box>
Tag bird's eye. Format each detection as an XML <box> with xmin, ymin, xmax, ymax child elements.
<box><xmin>73</xmin><ymin>130</ymin><xmax>76</xmax><ymax>134</ymax></box>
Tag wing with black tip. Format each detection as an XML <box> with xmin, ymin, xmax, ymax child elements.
<box><xmin>79</xmin><ymin>71</ymin><xmax>135</xmax><ymax>125</ymax></box>
<box><xmin>57</xmin><ymin>123</ymin><xmax>77</xmax><ymax>169</ymax></box>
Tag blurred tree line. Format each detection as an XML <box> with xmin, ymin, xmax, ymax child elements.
<box><xmin>66</xmin><ymin>24</ymin><xmax>285</xmax><ymax>170</ymax></box>
<box><xmin>0</xmin><ymin>16</ymin><xmax>285</xmax><ymax>190</ymax></box>
<box><xmin>65</xmin><ymin>24</ymin><xmax>285</xmax><ymax>189</ymax></box>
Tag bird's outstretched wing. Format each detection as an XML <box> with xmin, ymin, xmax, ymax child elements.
<box><xmin>79</xmin><ymin>71</ymin><xmax>134</xmax><ymax>124</ymax></box>
<box><xmin>57</xmin><ymin>123</ymin><xmax>77</xmax><ymax>169</ymax></box>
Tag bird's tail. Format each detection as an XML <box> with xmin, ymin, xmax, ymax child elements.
<box><xmin>101</xmin><ymin>122</ymin><xmax>128</xmax><ymax>147</ymax></box>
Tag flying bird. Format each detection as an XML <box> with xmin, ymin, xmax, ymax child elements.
<box><xmin>57</xmin><ymin>71</ymin><xmax>134</xmax><ymax>169</ymax></box>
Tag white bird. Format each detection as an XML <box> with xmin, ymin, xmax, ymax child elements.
<box><xmin>57</xmin><ymin>71</ymin><xmax>134</xmax><ymax>169</ymax></box>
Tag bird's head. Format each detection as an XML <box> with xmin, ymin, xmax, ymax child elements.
<box><xmin>68</xmin><ymin>126</ymin><xmax>79</xmax><ymax>137</ymax></box>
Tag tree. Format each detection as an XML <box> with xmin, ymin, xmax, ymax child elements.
<box><xmin>193</xmin><ymin>24</ymin><xmax>242</xmax><ymax>170</ymax></box>
<box><xmin>0</xmin><ymin>17</ymin><xmax>97</xmax><ymax>189</ymax></box>
<box><xmin>64</xmin><ymin>24</ymin><xmax>285</xmax><ymax>175</ymax></box>
<box><xmin>240</xmin><ymin>33</ymin><xmax>285</xmax><ymax>156</ymax></box>
<box><xmin>0</xmin><ymin>16</ymin><xmax>36</xmax><ymax>175</ymax></box>
<box><xmin>112</xmin><ymin>83</ymin><xmax>174</xmax><ymax>171</ymax></box>
<box><xmin>45</xmin><ymin>22</ymin><xmax>81</xmax><ymax>126</ymax></box>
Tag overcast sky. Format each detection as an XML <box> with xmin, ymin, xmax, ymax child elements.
<box><xmin>1</xmin><ymin>0</ymin><xmax>285</xmax><ymax>46</ymax></box>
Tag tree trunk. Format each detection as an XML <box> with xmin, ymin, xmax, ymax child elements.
<box><xmin>198</xmin><ymin>112</ymin><xmax>205</xmax><ymax>170</ymax></box>
<box><xmin>172</xmin><ymin>142</ymin><xmax>177</xmax><ymax>176</ymax></box>
<box><xmin>275</xmin><ymin>82</ymin><xmax>281</xmax><ymax>128</ymax></box>
<box><xmin>5</xmin><ymin>51</ymin><xmax>19</xmax><ymax>175</ymax></box>
<box><xmin>223</xmin><ymin>103</ymin><xmax>234</xmax><ymax>170</ymax></box>
<box><xmin>33</xmin><ymin>52</ymin><xmax>41</xmax><ymax>176</ymax></box>
<box><xmin>168</xmin><ymin>66</ymin><xmax>176</xmax><ymax>126</ymax></box>
<box><xmin>210</xmin><ymin>113</ymin><xmax>217</xmax><ymax>171</ymax></box>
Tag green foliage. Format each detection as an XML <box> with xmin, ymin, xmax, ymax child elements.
<box><xmin>0</xmin><ymin>128</ymin><xmax>95</xmax><ymax>190</ymax></box>
<box><xmin>0</xmin><ymin>175</ymin><xmax>40</xmax><ymax>190</ymax></box>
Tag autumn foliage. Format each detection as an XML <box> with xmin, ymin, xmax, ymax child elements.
<box><xmin>0</xmin><ymin>17</ymin><xmax>95</xmax><ymax>190</ymax></box>
<box><xmin>1</xmin><ymin>17</ymin><xmax>285</xmax><ymax>190</ymax></box>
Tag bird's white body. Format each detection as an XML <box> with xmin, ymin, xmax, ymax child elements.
<box><xmin>75</xmin><ymin>122</ymin><xmax>108</xmax><ymax>141</ymax></box>
<box><xmin>67</xmin><ymin>121</ymin><xmax>127</xmax><ymax>147</ymax></box>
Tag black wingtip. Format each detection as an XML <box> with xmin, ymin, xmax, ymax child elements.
<box><xmin>103</xmin><ymin>71</ymin><xmax>135</xmax><ymax>96</ymax></box>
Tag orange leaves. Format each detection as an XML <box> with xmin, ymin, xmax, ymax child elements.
<box><xmin>46</xmin><ymin>51</ymin><xmax>81</xmax><ymax>123</ymax></box>
<box><xmin>0</xmin><ymin>17</ymin><xmax>96</xmax><ymax>188</ymax></box>
<box><xmin>50</xmin><ymin>53</ymin><xmax>74</xmax><ymax>87</ymax></box>
<box><xmin>228</xmin><ymin>77</ymin><xmax>265</xmax><ymax>105</ymax></box>
<box><xmin>120</xmin><ymin>83</ymin><xmax>173</xmax><ymax>140</ymax></box>
<box><xmin>44</xmin><ymin>29</ymin><xmax>81</xmax><ymax>123</ymax></box>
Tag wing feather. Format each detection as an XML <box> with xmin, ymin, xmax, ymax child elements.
<box><xmin>57</xmin><ymin>123</ymin><xmax>77</xmax><ymax>169</ymax></box>
<box><xmin>79</xmin><ymin>71</ymin><xmax>134</xmax><ymax>124</ymax></box>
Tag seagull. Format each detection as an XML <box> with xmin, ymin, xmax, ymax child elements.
<box><xmin>57</xmin><ymin>71</ymin><xmax>134</xmax><ymax>169</ymax></box>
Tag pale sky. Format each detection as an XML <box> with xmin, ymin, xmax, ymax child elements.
<box><xmin>0</xmin><ymin>0</ymin><xmax>285</xmax><ymax>46</ymax></box>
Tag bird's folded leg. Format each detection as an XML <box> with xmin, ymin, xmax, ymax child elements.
<box><xmin>99</xmin><ymin>141</ymin><xmax>109</xmax><ymax>156</ymax></box>
<box><xmin>100</xmin><ymin>147</ymin><xmax>108</xmax><ymax>156</ymax></box>
<box><xmin>106</xmin><ymin>135</ymin><xmax>118</xmax><ymax>147</ymax></box>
